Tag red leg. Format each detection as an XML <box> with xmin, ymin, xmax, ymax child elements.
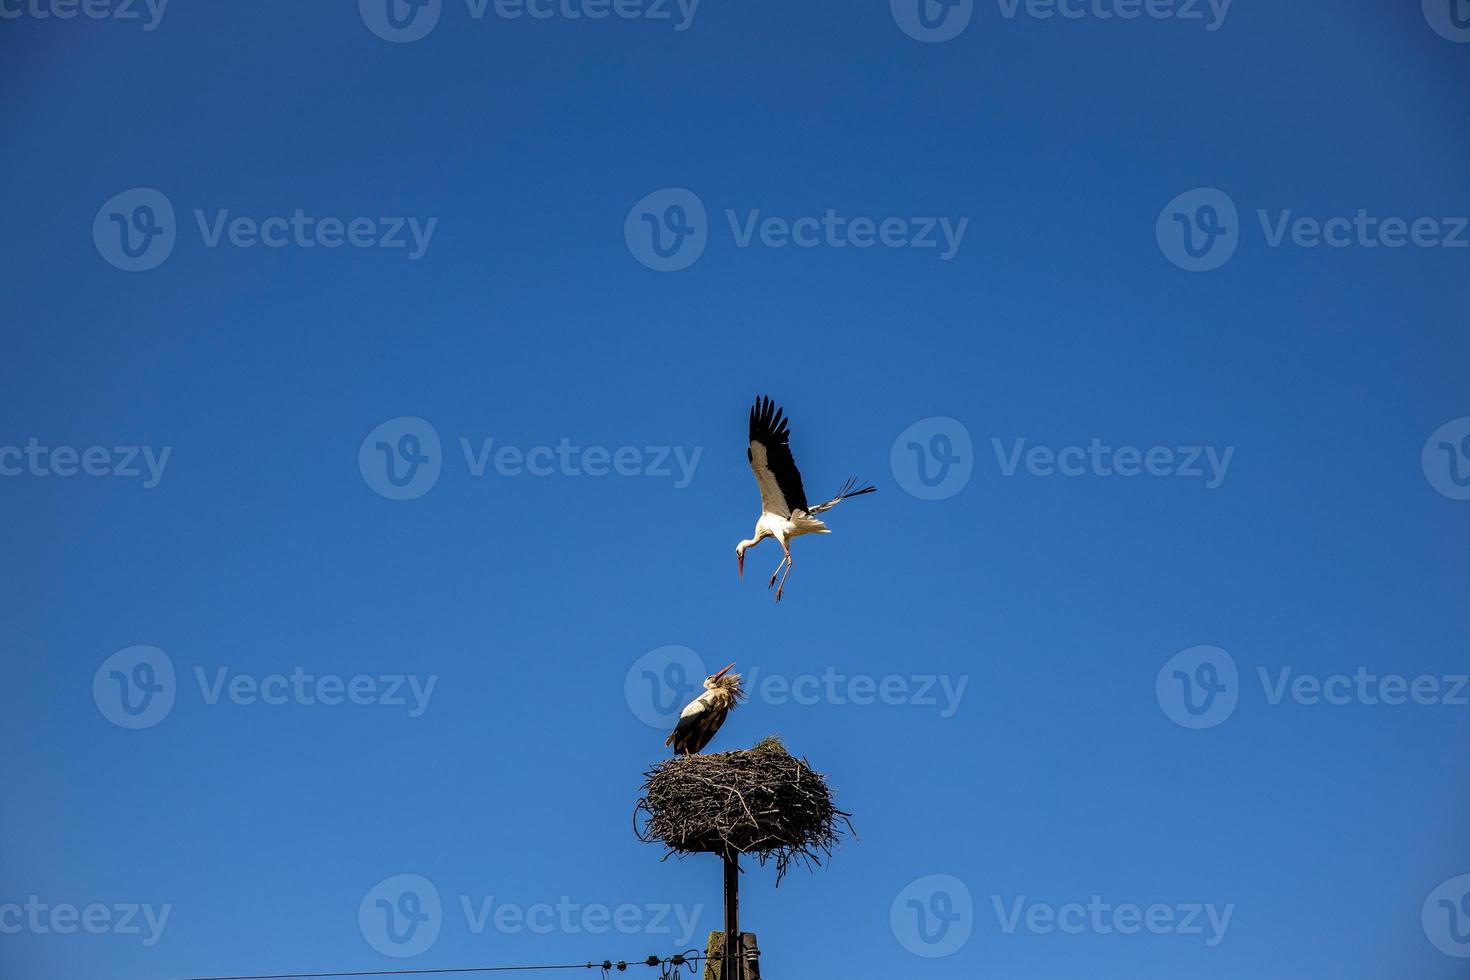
<box><xmin>775</xmin><ymin>545</ymin><xmax>792</xmax><ymax>601</ymax></box>
<box><xmin>768</xmin><ymin>554</ymin><xmax>788</xmax><ymax>589</ymax></box>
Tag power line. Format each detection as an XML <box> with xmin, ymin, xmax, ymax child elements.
<box><xmin>176</xmin><ymin>968</ymin><xmax>589</xmax><ymax>979</ymax></box>
<box><xmin>175</xmin><ymin>953</ymin><xmax>706</xmax><ymax>980</ymax></box>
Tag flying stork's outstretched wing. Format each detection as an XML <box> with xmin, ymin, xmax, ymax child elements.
<box><xmin>807</xmin><ymin>477</ymin><xmax>877</xmax><ymax>514</ymax></box>
<box><xmin>748</xmin><ymin>395</ymin><xmax>808</xmax><ymax>517</ymax></box>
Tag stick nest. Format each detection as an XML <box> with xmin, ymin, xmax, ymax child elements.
<box><xmin>634</xmin><ymin>736</ymin><xmax>854</xmax><ymax>882</ymax></box>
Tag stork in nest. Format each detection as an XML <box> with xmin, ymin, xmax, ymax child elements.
<box><xmin>665</xmin><ymin>663</ymin><xmax>746</xmax><ymax>756</ymax></box>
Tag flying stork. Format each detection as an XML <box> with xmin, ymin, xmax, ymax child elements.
<box><xmin>737</xmin><ymin>396</ymin><xmax>876</xmax><ymax>602</ymax></box>
<box><xmin>665</xmin><ymin>663</ymin><xmax>745</xmax><ymax>756</ymax></box>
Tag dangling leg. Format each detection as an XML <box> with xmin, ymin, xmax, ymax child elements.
<box><xmin>767</xmin><ymin>553</ymin><xmax>788</xmax><ymax>589</ymax></box>
<box><xmin>775</xmin><ymin>544</ymin><xmax>793</xmax><ymax>602</ymax></box>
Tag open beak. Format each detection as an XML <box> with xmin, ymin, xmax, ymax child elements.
<box><xmin>712</xmin><ymin>662</ymin><xmax>736</xmax><ymax>681</ymax></box>
<box><xmin>737</xmin><ymin>552</ymin><xmax>744</xmax><ymax>579</ymax></box>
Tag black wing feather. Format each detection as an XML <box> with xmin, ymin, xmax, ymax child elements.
<box><xmin>666</xmin><ymin>704</ymin><xmax>728</xmax><ymax>755</ymax></box>
<box><xmin>748</xmin><ymin>395</ymin><xmax>809</xmax><ymax>514</ymax></box>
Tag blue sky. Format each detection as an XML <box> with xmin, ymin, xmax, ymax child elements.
<box><xmin>3</xmin><ymin>1</ymin><xmax>1470</xmax><ymax>978</ymax></box>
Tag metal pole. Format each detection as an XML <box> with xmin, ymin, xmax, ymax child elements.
<box><xmin>722</xmin><ymin>852</ymin><xmax>740</xmax><ymax>980</ymax></box>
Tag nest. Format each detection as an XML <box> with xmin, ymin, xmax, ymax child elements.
<box><xmin>634</xmin><ymin>737</ymin><xmax>854</xmax><ymax>882</ymax></box>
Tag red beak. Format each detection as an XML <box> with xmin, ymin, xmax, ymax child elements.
<box><xmin>712</xmin><ymin>662</ymin><xmax>736</xmax><ymax>681</ymax></box>
<box><xmin>737</xmin><ymin>552</ymin><xmax>744</xmax><ymax>579</ymax></box>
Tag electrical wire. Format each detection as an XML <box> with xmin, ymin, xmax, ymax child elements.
<box><xmin>174</xmin><ymin>952</ymin><xmax>705</xmax><ymax>980</ymax></box>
